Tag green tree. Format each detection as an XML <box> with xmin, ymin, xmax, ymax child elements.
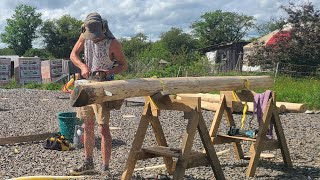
<box><xmin>283</xmin><ymin>2</ymin><xmax>320</xmax><ymax>66</ymax></box>
<box><xmin>40</xmin><ymin>15</ymin><xmax>82</xmax><ymax>58</ymax></box>
<box><xmin>138</xmin><ymin>41</ymin><xmax>170</xmax><ymax>61</ymax></box>
<box><xmin>0</xmin><ymin>48</ymin><xmax>16</xmax><ymax>55</ymax></box>
<box><xmin>191</xmin><ymin>10</ymin><xmax>255</xmax><ymax>47</ymax></box>
<box><xmin>160</xmin><ymin>27</ymin><xmax>197</xmax><ymax>55</ymax></box>
<box><xmin>119</xmin><ymin>33</ymin><xmax>153</xmax><ymax>75</ymax></box>
<box><xmin>0</xmin><ymin>4</ymin><xmax>42</xmax><ymax>56</ymax></box>
<box><xmin>23</xmin><ymin>48</ymin><xmax>53</xmax><ymax>59</ymax></box>
<box><xmin>256</xmin><ymin>19</ymin><xmax>286</xmax><ymax>36</ymax></box>
<box><xmin>248</xmin><ymin>2</ymin><xmax>320</xmax><ymax>70</ymax></box>
<box><xmin>120</xmin><ymin>33</ymin><xmax>151</xmax><ymax>58</ymax></box>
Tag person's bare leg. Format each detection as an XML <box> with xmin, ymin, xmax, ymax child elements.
<box><xmin>99</xmin><ymin>123</ymin><xmax>112</xmax><ymax>167</ymax></box>
<box><xmin>84</xmin><ymin>119</ymin><xmax>95</xmax><ymax>160</ymax></box>
<box><xmin>70</xmin><ymin>119</ymin><xmax>96</xmax><ymax>175</ymax></box>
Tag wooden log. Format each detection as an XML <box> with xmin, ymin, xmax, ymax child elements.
<box><xmin>177</xmin><ymin>93</ymin><xmax>220</xmax><ymax>103</ymax></box>
<box><xmin>200</xmin><ymin>101</ymin><xmax>220</xmax><ymax>112</ymax></box>
<box><xmin>11</xmin><ymin>176</ymin><xmax>85</xmax><ymax>180</ymax></box>
<box><xmin>201</xmin><ymin>101</ymin><xmax>286</xmax><ymax>113</ymax></box>
<box><xmin>0</xmin><ymin>133</ymin><xmax>55</xmax><ymax>145</ymax></box>
<box><xmin>244</xmin><ymin>153</ymin><xmax>275</xmax><ymax>159</ymax></box>
<box><xmin>276</xmin><ymin>102</ymin><xmax>307</xmax><ymax>113</ymax></box>
<box><xmin>201</xmin><ymin>101</ymin><xmax>243</xmax><ymax>112</ymax></box>
<box><xmin>241</xmin><ymin>102</ymin><xmax>286</xmax><ymax>113</ymax></box>
<box><xmin>70</xmin><ymin>76</ymin><xmax>273</xmax><ymax>107</ymax></box>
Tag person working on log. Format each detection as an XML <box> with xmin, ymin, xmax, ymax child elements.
<box><xmin>69</xmin><ymin>12</ymin><xmax>128</xmax><ymax>177</ymax></box>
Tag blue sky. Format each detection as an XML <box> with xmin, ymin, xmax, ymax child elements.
<box><xmin>0</xmin><ymin>0</ymin><xmax>319</xmax><ymax>48</ymax></box>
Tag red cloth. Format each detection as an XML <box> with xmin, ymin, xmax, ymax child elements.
<box><xmin>266</xmin><ymin>31</ymin><xmax>291</xmax><ymax>47</ymax></box>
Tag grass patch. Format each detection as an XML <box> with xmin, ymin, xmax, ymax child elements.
<box><xmin>2</xmin><ymin>80</ymin><xmax>63</xmax><ymax>91</ymax></box>
<box><xmin>2</xmin><ymin>80</ymin><xmax>22</xmax><ymax>89</ymax></box>
<box><xmin>273</xmin><ymin>76</ymin><xmax>320</xmax><ymax>110</ymax></box>
<box><xmin>208</xmin><ymin>75</ymin><xmax>320</xmax><ymax>110</ymax></box>
<box><xmin>24</xmin><ymin>82</ymin><xmax>64</xmax><ymax>90</ymax></box>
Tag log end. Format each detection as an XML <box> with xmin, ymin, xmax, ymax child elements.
<box><xmin>70</xmin><ymin>86</ymin><xmax>90</xmax><ymax>107</ymax></box>
<box><xmin>299</xmin><ymin>104</ymin><xmax>307</xmax><ymax>113</ymax></box>
<box><xmin>278</xmin><ymin>105</ymin><xmax>286</xmax><ymax>113</ymax></box>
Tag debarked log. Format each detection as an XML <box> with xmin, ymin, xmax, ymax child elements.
<box><xmin>241</xmin><ymin>102</ymin><xmax>286</xmax><ymax>113</ymax></box>
<box><xmin>200</xmin><ymin>101</ymin><xmax>286</xmax><ymax>113</ymax></box>
<box><xmin>70</xmin><ymin>76</ymin><xmax>273</xmax><ymax>107</ymax></box>
<box><xmin>177</xmin><ymin>93</ymin><xmax>221</xmax><ymax>103</ymax></box>
<box><xmin>201</xmin><ymin>101</ymin><xmax>244</xmax><ymax>112</ymax></box>
<box><xmin>276</xmin><ymin>102</ymin><xmax>307</xmax><ymax>113</ymax></box>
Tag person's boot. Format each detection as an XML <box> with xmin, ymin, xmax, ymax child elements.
<box><xmin>69</xmin><ymin>159</ymin><xmax>95</xmax><ymax>175</ymax></box>
<box><xmin>101</xmin><ymin>165</ymin><xmax>113</xmax><ymax>179</ymax></box>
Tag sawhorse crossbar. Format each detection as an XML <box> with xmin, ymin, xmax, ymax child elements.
<box><xmin>121</xmin><ymin>93</ymin><xmax>225</xmax><ymax>180</ymax></box>
<box><xmin>209</xmin><ymin>90</ymin><xmax>292</xmax><ymax>177</ymax></box>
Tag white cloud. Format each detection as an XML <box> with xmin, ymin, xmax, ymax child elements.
<box><xmin>0</xmin><ymin>0</ymin><xmax>319</xmax><ymax>48</ymax></box>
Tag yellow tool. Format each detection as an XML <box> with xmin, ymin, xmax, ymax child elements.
<box><xmin>62</xmin><ymin>74</ymin><xmax>80</xmax><ymax>93</ymax></box>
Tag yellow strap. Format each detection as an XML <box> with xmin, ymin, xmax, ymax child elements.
<box><xmin>148</xmin><ymin>96</ymin><xmax>158</xmax><ymax>109</ymax></box>
<box><xmin>159</xmin><ymin>78</ymin><xmax>165</xmax><ymax>92</ymax></box>
<box><xmin>146</xmin><ymin>76</ymin><xmax>165</xmax><ymax>110</ymax></box>
<box><xmin>238</xmin><ymin>77</ymin><xmax>251</xmax><ymax>128</ymax></box>
<box><xmin>232</xmin><ymin>91</ymin><xmax>238</xmax><ymax>101</ymax></box>
<box><xmin>240</xmin><ymin>76</ymin><xmax>250</xmax><ymax>89</ymax></box>
<box><xmin>151</xmin><ymin>76</ymin><xmax>165</xmax><ymax>92</ymax></box>
<box><xmin>241</xmin><ymin>102</ymin><xmax>248</xmax><ymax>129</ymax></box>
<box><xmin>232</xmin><ymin>90</ymin><xmax>248</xmax><ymax>129</ymax></box>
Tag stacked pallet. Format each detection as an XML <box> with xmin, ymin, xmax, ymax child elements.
<box><xmin>14</xmin><ymin>57</ymin><xmax>42</xmax><ymax>85</ymax></box>
<box><xmin>62</xmin><ymin>60</ymin><xmax>80</xmax><ymax>75</ymax></box>
<box><xmin>41</xmin><ymin>59</ymin><xmax>63</xmax><ymax>83</ymax></box>
<box><xmin>0</xmin><ymin>58</ymin><xmax>11</xmax><ymax>85</ymax></box>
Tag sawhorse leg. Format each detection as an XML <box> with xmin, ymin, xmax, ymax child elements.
<box><xmin>209</xmin><ymin>96</ymin><xmax>244</xmax><ymax>160</ymax></box>
<box><xmin>149</xmin><ymin>115</ymin><xmax>174</xmax><ymax>174</ymax></box>
<box><xmin>198</xmin><ymin>112</ymin><xmax>225</xmax><ymax>180</ymax></box>
<box><xmin>246</xmin><ymin>99</ymin><xmax>273</xmax><ymax>177</ymax></box>
<box><xmin>173</xmin><ymin>110</ymin><xmax>199</xmax><ymax>179</ymax></box>
<box><xmin>122</xmin><ymin>102</ymin><xmax>174</xmax><ymax>179</ymax></box>
<box><xmin>246</xmin><ymin>99</ymin><xmax>292</xmax><ymax>177</ymax></box>
<box><xmin>121</xmin><ymin>104</ymin><xmax>152</xmax><ymax>180</ymax></box>
<box><xmin>272</xmin><ymin>103</ymin><xmax>293</xmax><ymax>168</ymax></box>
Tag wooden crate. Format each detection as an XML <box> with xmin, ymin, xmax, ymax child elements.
<box><xmin>62</xmin><ymin>60</ymin><xmax>80</xmax><ymax>75</ymax></box>
<box><xmin>41</xmin><ymin>59</ymin><xmax>63</xmax><ymax>83</ymax></box>
<box><xmin>0</xmin><ymin>58</ymin><xmax>11</xmax><ymax>85</ymax></box>
<box><xmin>19</xmin><ymin>77</ymin><xmax>42</xmax><ymax>85</ymax></box>
<box><xmin>14</xmin><ymin>57</ymin><xmax>42</xmax><ymax>85</ymax></box>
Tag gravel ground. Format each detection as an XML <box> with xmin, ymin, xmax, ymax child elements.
<box><xmin>0</xmin><ymin>89</ymin><xmax>319</xmax><ymax>180</ymax></box>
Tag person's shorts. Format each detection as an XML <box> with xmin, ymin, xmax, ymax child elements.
<box><xmin>76</xmin><ymin>100</ymin><xmax>123</xmax><ymax>124</ymax></box>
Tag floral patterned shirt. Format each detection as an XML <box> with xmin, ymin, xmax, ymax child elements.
<box><xmin>84</xmin><ymin>38</ymin><xmax>114</xmax><ymax>72</ymax></box>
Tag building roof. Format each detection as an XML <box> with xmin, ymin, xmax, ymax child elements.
<box><xmin>197</xmin><ymin>42</ymin><xmax>249</xmax><ymax>54</ymax></box>
<box><xmin>244</xmin><ymin>24</ymin><xmax>292</xmax><ymax>49</ymax></box>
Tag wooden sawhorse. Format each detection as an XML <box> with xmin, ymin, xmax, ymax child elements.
<box><xmin>209</xmin><ymin>90</ymin><xmax>292</xmax><ymax>177</ymax></box>
<box><xmin>121</xmin><ymin>93</ymin><xmax>225</xmax><ymax>180</ymax></box>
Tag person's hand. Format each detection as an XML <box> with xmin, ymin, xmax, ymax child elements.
<box><xmin>80</xmin><ymin>65</ymin><xmax>90</xmax><ymax>79</ymax></box>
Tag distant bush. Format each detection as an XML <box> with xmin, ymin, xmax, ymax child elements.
<box><xmin>23</xmin><ymin>48</ymin><xmax>54</xmax><ymax>59</ymax></box>
<box><xmin>3</xmin><ymin>80</ymin><xmax>21</xmax><ymax>89</ymax></box>
<box><xmin>40</xmin><ymin>82</ymin><xmax>63</xmax><ymax>90</ymax></box>
<box><xmin>23</xmin><ymin>83</ymin><xmax>43</xmax><ymax>89</ymax></box>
